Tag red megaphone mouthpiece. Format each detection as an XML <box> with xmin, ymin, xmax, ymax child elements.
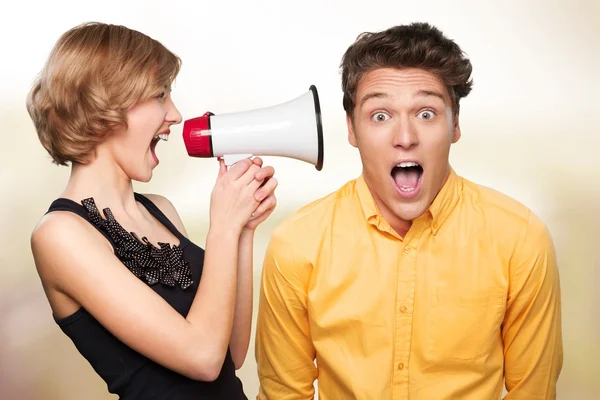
<box><xmin>182</xmin><ymin>112</ymin><xmax>214</xmax><ymax>157</ymax></box>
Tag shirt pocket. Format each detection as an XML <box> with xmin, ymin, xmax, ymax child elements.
<box><xmin>425</xmin><ymin>287</ymin><xmax>506</xmax><ymax>362</ymax></box>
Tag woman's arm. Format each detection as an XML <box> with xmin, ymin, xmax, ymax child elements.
<box><xmin>229</xmin><ymin>167</ymin><xmax>278</xmax><ymax>368</ymax></box>
<box><xmin>32</xmin><ymin>159</ymin><xmax>266</xmax><ymax>382</ymax></box>
<box><xmin>33</xmin><ymin>214</ymin><xmax>237</xmax><ymax>382</ymax></box>
<box><xmin>142</xmin><ymin>194</ymin><xmax>256</xmax><ymax>369</ymax></box>
<box><xmin>229</xmin><ymin>229</ymin><xmax>255</xmax><ymax>368</ymax></box>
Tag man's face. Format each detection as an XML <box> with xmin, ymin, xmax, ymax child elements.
<box><xmin>347</xmin><ymin>67</ymin><xmax>460</xmax><ymax>233</ymax></box>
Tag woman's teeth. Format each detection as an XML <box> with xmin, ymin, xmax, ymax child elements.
<box><xmin>153</xmin><ymin>133</ymin><xmax>169</xmax><ymax>141</ymax></box>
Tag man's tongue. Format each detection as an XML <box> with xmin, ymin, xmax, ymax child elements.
<box><xmin>393</xmin><ymin>168</ymin><xmax>420</xmax><ymax>190</ymax></box>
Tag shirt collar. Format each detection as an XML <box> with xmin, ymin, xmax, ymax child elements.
<box><xmin>355</xmin><ymin>167</ymin><xmax>462</xmax><ymax>236</ymax></box>
<box><xmin>356</xmin><ymin>174</ymin><xmax>379</xmax><ymax>223</ymax></box>
<box><xmin>427</xmin><ymin>168</ymin><xmax>463</xmax><ymax>234</ymax></box>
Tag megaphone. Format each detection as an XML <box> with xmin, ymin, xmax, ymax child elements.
<box><xmin>182</xmin><ymin>85</ymin><xmax>324</xmax><ymax>171</ymax></box>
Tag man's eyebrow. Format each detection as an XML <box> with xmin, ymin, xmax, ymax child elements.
<box><xmin>359</xmin><ymin>92</ymin><xmax>390</xmax><ymax>107</ymax></box>
<box><xmin>359</xmin><ymin>90</ymin><xmax>447</xmax><ymax>107</ymax></box>
<box><xmin>415</xmin><ymin>89</ymin><xmax>446</xmax><ymax>102</ymax></box>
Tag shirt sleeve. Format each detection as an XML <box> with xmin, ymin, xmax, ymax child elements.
<box><xmin>255</xmin><ymin>226</ymin><xmax>317</xmax><ymax>400</ymax></box>
<box><xmin>502</xmin><ymin>211</ymin><xmax>563</xmax><ymax>399</ymax></box>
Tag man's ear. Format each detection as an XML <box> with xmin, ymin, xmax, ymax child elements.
<box><xmin>452</xmin><ymin>114</ymin><xmax>461</xmax><ymax>143</ymax></box>
<box><xmin>347</xmin><ymin>114</ymin><xmax>358</xmax><ymax>148</ymax></box>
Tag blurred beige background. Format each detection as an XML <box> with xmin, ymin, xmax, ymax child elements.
<box><xmin>1</xmin><ymin>0</ymin><xmax>598</xmax><ymax>399</ymax></box>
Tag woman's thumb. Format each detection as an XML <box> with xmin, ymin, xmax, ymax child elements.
<box><xmin>217</xmin><ymin>158</ymin><xmax>227</xmax><ymax>177</ymax></box>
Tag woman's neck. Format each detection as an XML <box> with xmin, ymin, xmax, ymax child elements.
<box><xmin>62</xmin><ymin>155</ymin><xmax>139</xmax><ymax>216</ymax></box>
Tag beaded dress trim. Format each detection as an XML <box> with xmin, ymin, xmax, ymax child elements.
<box><xmin>81</xmin><ymin>197</ymin><xmax>194</xmax><ymax>290</ymax></box>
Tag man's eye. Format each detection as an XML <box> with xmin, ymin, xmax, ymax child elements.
<box><xmin>156</xmin><ymin>92</ymin><xmax>166</xmax><ymax>99</ymax></box>
<box><xmin>417</xmin><ymin>110</ymin><xmax>435</xmax><ymax>120</ymax></box>
<box><xmin>372</xmin><ymin>112</ymin><xmax>390</xmax><ymax>122</ymax></box>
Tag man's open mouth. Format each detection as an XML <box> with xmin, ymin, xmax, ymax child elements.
<box><xmin>391</xmin><ymin>161</ymin><xmax>423</xmax><ymax>193</ymax></box>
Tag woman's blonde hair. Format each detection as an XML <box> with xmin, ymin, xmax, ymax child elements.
<box><xmin>26</xmin><ymin>22</ymin><xmax>182</xmax><ymax>165</ymax></box>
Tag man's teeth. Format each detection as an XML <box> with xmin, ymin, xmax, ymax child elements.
<box><xmin>154</xmin><ymin>133</ymin><xmax>169</xmax><ymax>141</ymax></box>
<box><xmin>397</xmin><ymin>161</ymin><xmax>419</xmax><ymax>168</ymax></box>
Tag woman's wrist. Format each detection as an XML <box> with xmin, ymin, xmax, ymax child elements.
<box><xmin>207</xmin><ymin>223</ymin><xmax>242</xmax><ymax>242</ymax></box>
<box><xmin>240</xmin><ymin>227</ymin><xmax>256</xmax><ymax>239</ymax></box>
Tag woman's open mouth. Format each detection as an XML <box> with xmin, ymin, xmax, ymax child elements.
<box><xmin>150</xmin><ymin>133</ymin><xmax>169</xmax><ymax>164</ymax></box>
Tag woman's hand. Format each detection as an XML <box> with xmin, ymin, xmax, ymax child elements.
<box><xmin>208</xmin><ymin>158</ymin><xmax>262</xmax><ymax>235</ymax></box>
<box><xmin>243</xmin><ymin>157</ymin><xmax>278</xmax><ymax>233</ymax></box>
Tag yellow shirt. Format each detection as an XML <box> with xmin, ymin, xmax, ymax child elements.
<box><xmin>255</xmin><ymin>169</ymin><xmax>563</xmax><ymax>400</ymax></box>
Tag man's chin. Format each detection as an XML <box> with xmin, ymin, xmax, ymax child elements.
<box><xmin>393</xmin><ymin>201</ymin><xmax>429</xmax><ymax>223</ymax></box>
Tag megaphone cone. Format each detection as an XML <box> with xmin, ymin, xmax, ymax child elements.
<box><xmin>182</xmin><ymin>85</ymin><xmax>324</xmax><ymax>171</ymax></box>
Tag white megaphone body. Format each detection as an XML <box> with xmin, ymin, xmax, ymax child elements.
<box><xmin>182</xmin><ymin>85</ymin><xmax>324</xmax><ymax>171</ymax></box>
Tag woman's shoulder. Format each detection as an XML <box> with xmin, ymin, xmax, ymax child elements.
<box><xmin>32</xmin><ymin>207</ymin><xmax>99</xmax><ymax>248</ymax></box>
<box><xmin>30</xmin><ymin>207</ymin><xmax>113</xmax><ymax>287</ymax></box>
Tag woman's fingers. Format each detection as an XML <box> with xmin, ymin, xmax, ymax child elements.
<box><xmin>254</xmin><ymin>177</ymin><xmax>278</xmax><ymax>202</ymax></box>
<box><xmin>254</xmin><ymin>165</ymin><xmax>275</xmax><ymax>182</ymax></box>
<box><xmin>251</xmin><ymin>193</ymin><xmax>277</xmax><ymax>218</ymax></box>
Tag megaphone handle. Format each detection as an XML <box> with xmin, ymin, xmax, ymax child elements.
<box><xmin>222</xmin><ymin>154</ymin><xmax>254</xmax><ymax>168</ymax></box>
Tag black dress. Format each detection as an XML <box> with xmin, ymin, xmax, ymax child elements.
<box><xmin>47</xmin><ymin>193</ymin><xmax>247</xmax><ymax>399</ymax></box>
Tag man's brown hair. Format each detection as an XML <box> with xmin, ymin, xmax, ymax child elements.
<box><xmin>340</xmin><ymin>22</ymin><xmax>473</xmax><ymax>118</ymax></box>
<box><xmin>26</xmin><ymin>22</ymin><xmax>181</xmax><ymax>165</ymax></box>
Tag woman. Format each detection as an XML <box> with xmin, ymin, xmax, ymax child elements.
<box><xmin>26</xmin><ymin>22</ymin><xmax>277</xmax><ymax>399</ymax></box>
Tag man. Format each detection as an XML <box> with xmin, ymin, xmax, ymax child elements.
<box><xmin>255</xmin><ymin>22</ymin><xmax>562</xmax><ymax>399</ymax></box>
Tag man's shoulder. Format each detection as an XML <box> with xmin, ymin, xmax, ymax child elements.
<box><xmin>461</xmin><ymin>176</ymin><xmax>551</xmax><ymax>242</ymax></box>
<box><xmin>462</xmin><ymin>177</ymin><xmax>533</xmax><ymax>224</ymax></box>
<box><xmin>273</xmin><ymin>178</ymin><xmax>359</xmax><ymax>237</ymax></box>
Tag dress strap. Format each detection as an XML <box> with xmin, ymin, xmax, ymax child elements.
<box><xmin>46</xmin><ymin>198</ymin><xmax>114</xmax><ymax>246</ymax></box>
<box><xmin>133</xmin><ymin>193</ymin><xmax>187</xmax><ymax>242</ymax></box>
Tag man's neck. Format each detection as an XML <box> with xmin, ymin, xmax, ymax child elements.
<box><xmin>378</xmin><ymin>202</ymin><xmax>413</xmax><ymax>238</ymax></box>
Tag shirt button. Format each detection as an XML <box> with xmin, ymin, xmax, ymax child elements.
<box><xmin>398</xmin><ymin>362</ymin><xmax>404</xmax><ymax>370</ymax></box>
<box><xmin>404</xmin><ymin>247</ymin><xmax>412</xmax><ymax>254</ymax></box>
<box><xmin>399</xmin><ymin>306</ymin><xmax>407</xmax><ymax>313</ymax></box>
